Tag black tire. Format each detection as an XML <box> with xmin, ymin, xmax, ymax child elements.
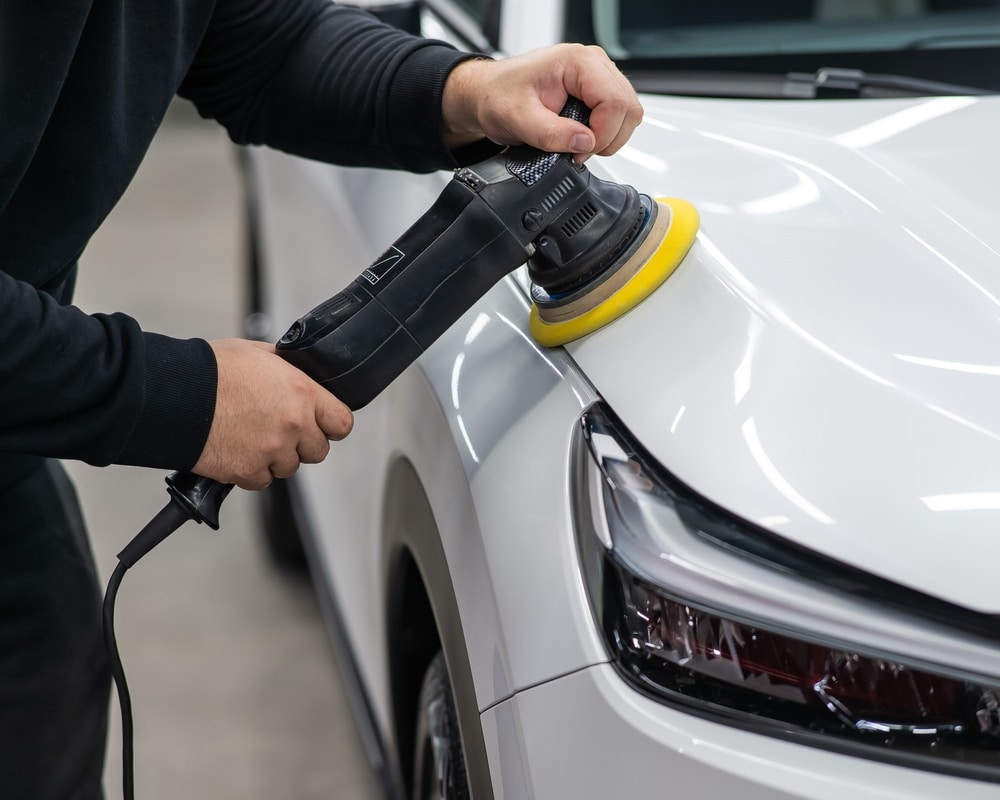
<box><xmin>412</xmin><ymin>652</ymin><xmax>470</xmax><ymax>800</ymax></box>
<box><xmin>257</xmin><ymin>477</ymin><xmax>309</xmax><ymax>572</ymax></box>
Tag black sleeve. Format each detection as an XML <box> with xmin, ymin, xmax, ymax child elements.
<box><xmin>0</xmin><ymin>271</ymin><xmax>217</xmax><ymax>470</ymax></box>
<box><xmin>179</xmin><ymin>0</ymin><xmax>479</xmax><ymax>172</ymax></box>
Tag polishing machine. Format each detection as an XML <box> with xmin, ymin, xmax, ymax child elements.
<box><xmin>103</xmin><ymin>98</ymin><xmax>699</xmax><ymax>799</ymax></box>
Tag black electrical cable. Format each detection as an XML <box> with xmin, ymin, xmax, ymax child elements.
<box><xmin>102</xmin><ymin>496</ymin><xmax>198</xmax><ymax>800</ymax></box>
<box><xmin>103</xmin><ymin>561</ymin><xmax>136</xmax><ymax>800</ymax></box>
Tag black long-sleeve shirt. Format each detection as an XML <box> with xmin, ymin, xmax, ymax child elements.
<box><xmin>0</xmin><ymin>0</ymin><xmax>474</xmax><ymax>471</ymax></box>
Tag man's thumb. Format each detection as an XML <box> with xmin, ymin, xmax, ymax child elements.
<box><xmin>567</xmin><ymin>127</ymin><xmax>596</xmax><ymax>153</ymax></box>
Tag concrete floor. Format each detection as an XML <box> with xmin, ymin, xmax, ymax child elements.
<box><xmin>66</xmin><ymin>103</ymin><xmax>379</xmax><ymax>799</ymax></box>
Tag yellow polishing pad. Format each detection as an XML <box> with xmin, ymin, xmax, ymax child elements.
<box><xmin>529</xmin><ymin>197</ymin><xmax>699</xmax><ymax>347</ymax></box>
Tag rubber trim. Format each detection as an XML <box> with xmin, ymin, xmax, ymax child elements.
<box><xmin>382</xmin><ymin>459</ymin><xmax>495</xmax><ymax>800</ymax></box>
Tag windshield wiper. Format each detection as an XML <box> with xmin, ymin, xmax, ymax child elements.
<box><xmin>628</xmin><ymin>67</ymin><xmax>993</xmax><ymax>100</ymax></box>
<box><xmin>783</xmin><ymin>67</ymin><xmax>990</xmax><ymax>98</ymax></box>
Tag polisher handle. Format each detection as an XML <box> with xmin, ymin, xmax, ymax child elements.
<box><xmin>165</xmin><ymin>98</ymin><xmax>600</xmax><ymax>523</ymax></box>
<box><xmin>562</xmin><ymin>96</ymin><xmax>589</xmax><ymax>123</ymax></box>
<box><xmin>159</xmin><ymin>170</ymin><xmax>539</xmax><ymax>524</ymax></box>
<box><xmin>275</xmin><ymin>176</ymin><xmax>530</xmax><ymax>408</ymax></box>
<box><xmin>503</xmin><ymin>97</ymin><xmax>590</xmax><ymax>186</ymax></box>
<box><xmin>116</xmin><ymin>472</ymin><xmax>234</xmax><ymax>566</ymax></box>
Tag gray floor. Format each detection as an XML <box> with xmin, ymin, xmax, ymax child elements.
<box><xmin>66</xmin><ymin>102</ymin><xmax>379</xmax><ymax>799</ymax></box>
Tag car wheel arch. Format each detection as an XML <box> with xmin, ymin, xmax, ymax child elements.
<box><xmin>382</xmin><ymin>456</ymin><xmax>495</xmax><ymax>800</ymax></box>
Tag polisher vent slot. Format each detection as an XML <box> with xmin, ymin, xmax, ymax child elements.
<box><xmin>561</xmin><ymin>202</ymin><xmax>598</xmax><ymax>237</ymax></box>
<box><xmin>541</xmin><ymin>177</ymin><xmax>575</xmax><ymax>213</ymax></box>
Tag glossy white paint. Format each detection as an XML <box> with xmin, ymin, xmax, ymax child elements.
<box><xmin>251</xmin><ymin>1</ymin><xmax>1000</xmax><ymax>792</ymax></box>
<box><xmin>570</xmin><ymin>94</ymin><xmax>1000</xmax><ymax>611</ymax></box>
<box><xmin>418</xmin><ymin>284</ymin><xmax>609</xmax><ymax>708</ymax></box>
<box><xmin>481</xmin><ymin>664</ymin><xmax>1000</xmax><ymax>799</ymax></box>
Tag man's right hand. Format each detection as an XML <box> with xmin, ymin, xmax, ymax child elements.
<box><xmin>192</xmin><ymin>338</ymin><xmax>354</xmax><ymax>490</ymax></box>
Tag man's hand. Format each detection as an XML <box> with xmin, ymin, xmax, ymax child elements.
<box><xmin>192</xmin><ymin>339</ymin><xmax>354</xmax><ymax>490</ymax></box>
<box><xmin>441</xmin><ymin>44</ymin><xmax>643</xmax><ymax>161</ymax></box>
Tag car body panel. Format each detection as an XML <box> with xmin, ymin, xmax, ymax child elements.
<box><xmin>569</xmin><ymin>93</ymin><xmax>1000</xmax><ymax>612</ymax></box>
<box><xmin>249</xmin><ymin>0</ymin><xmax>1000</xmax><ymax>793</ymax></box>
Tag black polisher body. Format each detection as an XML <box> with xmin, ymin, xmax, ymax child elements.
<box><xmin>276</xmin><ymin>142</ymin><xmax>652</xmax><ymax>410</ymax></box>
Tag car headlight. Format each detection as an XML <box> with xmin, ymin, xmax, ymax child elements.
<box><xmin>574</xmin><ymin>403</ymin><xmax>1000</xmax><ymax>781</ymax></box>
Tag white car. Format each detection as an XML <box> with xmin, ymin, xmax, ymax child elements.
<box><xmin>244</xmin><ymin>1</ymin><xmax>1000</xmax><ymax>797</ymax></box>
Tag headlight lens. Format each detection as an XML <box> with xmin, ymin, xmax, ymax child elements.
<box><xmin>575</xmin><ymin>403</ymin><xmax>1000</xmax><ymax>780</ymax></box>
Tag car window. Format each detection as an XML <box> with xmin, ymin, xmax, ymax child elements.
<box><xmin>451</xmin><ymin>0</ymin><xmax>489</xmax><ymax>23</ymax></box>
<box><xmin>581</xmin><ymin>0</ymin><xmax>1000</xmax><ymax>94</ymax></box>
<box><xmin>608</xmin><ymin>0</ymin><xmax>1000</xmax><ymax>57</ymax></box>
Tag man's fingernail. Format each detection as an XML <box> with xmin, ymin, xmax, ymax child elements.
<box><xmin>570</xmin><ymin>133</ymin><xmax>591</xmax><ymax>152</ymax></box>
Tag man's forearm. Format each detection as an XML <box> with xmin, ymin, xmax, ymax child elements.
<box><xmin>181</xmin><ymin>0</ymin><xmax>475</xmax><ymax>172</ymax></box>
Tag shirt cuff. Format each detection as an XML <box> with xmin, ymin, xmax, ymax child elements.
<box><xmin>388</xmin><ymin>45</ymin><xmax>496</xmax><ymax>172</ymax></box>
<box><xmin>115</xmin><ymin>333</ymin><xmax>218</xmax><ymax>471</ymax></box>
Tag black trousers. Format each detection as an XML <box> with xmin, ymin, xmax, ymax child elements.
<box><xmin>0</xmin><ymin>455</ymin><xmax>109</xmax><ymax>799</ymax></box>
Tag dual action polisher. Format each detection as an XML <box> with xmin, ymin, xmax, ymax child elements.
<box><xmin>104</xmin><ymin>99</ymin><xmax>699</xmax><ymax>799</ymax></box>
<box><xmin>277</xmin><ymin>100</ymin><xmax>699</xmax><ymax>401</ymax></box>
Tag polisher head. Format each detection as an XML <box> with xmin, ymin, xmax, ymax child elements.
<box><xmin>528</xmin><ymin>197</ymin><xmax>699</xmax><ymax>347</ymax></box>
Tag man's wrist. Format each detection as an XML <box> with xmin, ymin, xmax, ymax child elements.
<box><xmin>441</xmin><ymin>57</ymin><xmax>493</xmax><ymax>149</ymax></box>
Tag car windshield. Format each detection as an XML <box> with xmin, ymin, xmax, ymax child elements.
<box><xmin>580</xmin><ymin>0</ymin><xmax>1000</xmax><ymax>94</ymax></box>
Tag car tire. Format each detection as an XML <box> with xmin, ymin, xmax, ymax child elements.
<box><xmin>412</xmin><ymin>651</ymin><xmax>470</xmax><ymax>800</ymax></box>
<box><xmin>257</xmin><ymin>477</ymin><xmax>309</xmax><ymax>572</ymax></box>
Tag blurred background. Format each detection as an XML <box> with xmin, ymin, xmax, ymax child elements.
<box><xmin>68</xmin><ymin>101</ymin><xmax>378</xmax><ymax>799</ymax></box>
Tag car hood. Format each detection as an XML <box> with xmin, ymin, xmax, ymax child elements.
<box><xmin>568</xmin><ymin>93</ymin><xmax>1000</xmax><ymax>613</ymax></box>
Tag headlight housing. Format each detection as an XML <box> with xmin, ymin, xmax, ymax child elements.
<box><xmin>574</xmin><ymin>403</ymin><xmax>1000</xmax><ymax>781</ymax></box>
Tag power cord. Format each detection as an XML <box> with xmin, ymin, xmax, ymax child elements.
<box><xmin>102</xmin><ymin>473</ymin><xmax>233</xmax><ymax>800</ymax></box>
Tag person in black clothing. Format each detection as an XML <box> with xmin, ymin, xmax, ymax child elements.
<box><xmin>0</xmin><ymin>0</ymin><xmax>642</xmax><ymax>796</ymax></box>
